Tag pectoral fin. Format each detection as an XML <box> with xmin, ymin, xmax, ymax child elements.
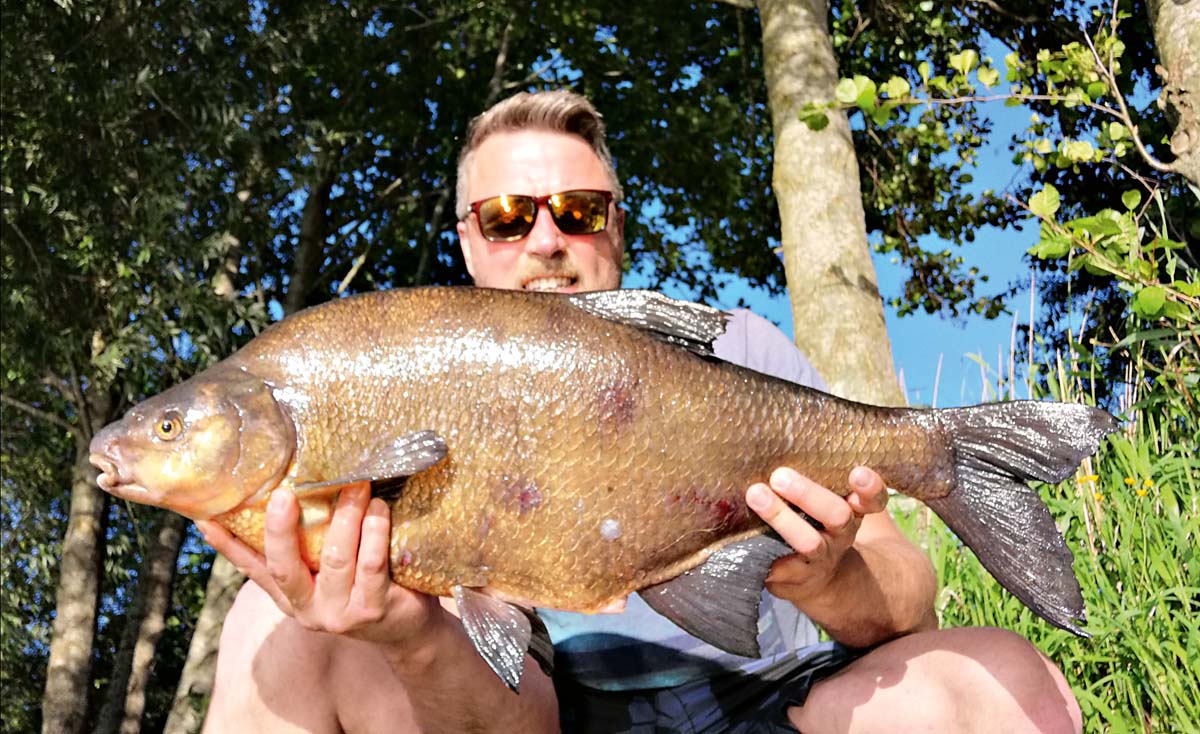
<box><xmin>292</xmin><ymin>430</ymin><xmax>447</xmax><ymax>498</ymax></box>
<box><xmin>640</xmin><ymin>534</ymin><xmax>791</xmax><ymax>658</ymax></box>
<box><xmin>452</xmin><ymin>585</ymin><xmax>553</xmax><ymax>693</ymax></box>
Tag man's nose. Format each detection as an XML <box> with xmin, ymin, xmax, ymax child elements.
<box><xmin>523</xmin><ymin>204</ymin><xmax>565</xmax><ymax>257</ymax></box>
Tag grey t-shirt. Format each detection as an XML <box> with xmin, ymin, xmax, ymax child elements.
<box><xmin>540</xmin><ymin>309</ymin><xmax>827</xmax><ymax>691</ymax></box>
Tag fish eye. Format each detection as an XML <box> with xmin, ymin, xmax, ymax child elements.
<box><xmin>154</xmin><ymin>411</ymin><xmax>185</xmax><ymax>441</ymax></box>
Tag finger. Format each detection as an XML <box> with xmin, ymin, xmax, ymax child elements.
<box><xmin>846</xmin><ymin>466</ymin><xmax>889</xmax><ymax>516</ymax></box>
<box><xmin>352</xmin><ymin>498</ymin><xmax>392</xmax><ymax>611</ymax></box>
<box><xmin>264</xmin><ymin>488</ymin><xmax>315</xmax><ymax>609</ymax></box>
<box><xmin>746</xmin><ymin>483</ymin><xmax>825</xmax><ymax>558</ymax></box>
<box><xmin>768</xmin><ymin>467</ymin><xmax>854</xmax><ymax>535</ymax></box>
<box><xmin>314</xmin><ymin>484</ymin><xmax>370</xmax><ymax>604</ymax></box>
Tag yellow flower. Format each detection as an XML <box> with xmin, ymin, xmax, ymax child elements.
<box><xmin>1143</xmin><ymin>478</ymin><xmax>1154</xmax><ymax>488</ymax></box>
<box><xmin>1077</xmin><ymin>475</ymin><xmax>1099</xmax><ymax>484</ymax></box>
<box><xmin>1136</xmin><ymin>489</ymin><xmax>1149</xmax><ymax>497</ymax></box>
<box><xmin>1124</xmin><ymin>477</ymin><xmax>1136</xmax><ymax>486</ymax></box>
<box><xmin>1093</xmin><ymin>492</ymin><xmax>1105</xmax><ymax>502</ymax></box>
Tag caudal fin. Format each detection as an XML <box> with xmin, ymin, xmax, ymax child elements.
<box><xmin>927</xmin><ymin>401</ymin><xmax>1117</xmax><ymax>637</ymax></box>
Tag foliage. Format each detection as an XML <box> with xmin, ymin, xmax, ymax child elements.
<box><xmin>0</xmin><ymin>408</ymin><xmax>73</xmax><ymax>733</ymax></box>
<box><xmin>803</xmin><ymin>1</ymin><xmax>1198</xmax><ymax>396</ymax></box>
<box><xmin>824</xmin><ymin>0</ymin><xmax>1019</xmax><ymax>320</ymax></box>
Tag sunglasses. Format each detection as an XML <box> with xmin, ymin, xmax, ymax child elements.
<box><xmin>467</xmin><ymin>189</ymin><xmax>614</xmax><ymax>242</ymax></box>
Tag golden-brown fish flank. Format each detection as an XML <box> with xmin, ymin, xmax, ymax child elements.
<box><xmin>90</xmin><ymin>286</ymin><xmax>1116</xmax><ymax>691</ymax></box>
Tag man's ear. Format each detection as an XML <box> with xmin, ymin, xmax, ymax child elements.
<box><xmin>456</xmin><ymin>219</ymin><xmax>476</xmax><ymax>279</ymax></box>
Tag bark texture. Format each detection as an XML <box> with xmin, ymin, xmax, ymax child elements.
<box><xmin>757</xmin><ymin>0</ymin><xmax>904</xmax><ymax>405</ymax></box>
<box><xmin>1148</xmin><ymin>0</ymin><xmax>1200</xmax><ymax>186</ymax></box>
<box><xmin>93</xmin><ymin>511</ymin><xmax>188</xmax><ymax>734</ymax></box>
<box><xmin>162</xmin><ymin>556</ymin><xmax>244</xmax><ymax>734</ymax></box>
<box><xmin>42</xmin><ymin>439</ymin><xmax>110</xmax><ymax>734</ymax></box>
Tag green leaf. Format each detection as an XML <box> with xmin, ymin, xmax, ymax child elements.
<box><xmin>1109</xmin><ymin>122</ymin><xmax>1127</xmax><ymax>141</ymax></box>
<box><xmin>835</xmin><ymin>77</ymin><xmax>858</xmax><ymax>105</ymax></box>
<box><xmin>1004</xmin><ymin>51</ymin><xmax>1022</xmax><ymax>81</ymax></box>
<box><xmin>1029</xmin><ymin>232</ymin><xmax>1072</xmax><ymax>259</ymax></box>
<box><xmin>918</xmin><ymin>61</ymin><xmax>930</xmax><ymax>84</ymax></box>
<box><xmin>1132</xmin><ymin>286</ymin><xmax>1167</xmax><ymax>318</ymax></box>
<box><xmin>798</xmin><ymin>103</ymin><xmax>830</xmax><ymax>131</ymax></box>
<box><xmin>870</xmin><ymin>102</ymin><xmax>896</xmax><ymax>127</ymax></box>
<box><xmin>1162</xmin><ymin>301</ymin><xmax>1192</xmax><ymax>322</ymax></box>
<box><xmin>1061</xmin><ymin>139</ymin><xmax>1096</xmax><ymax>162</ymax></box>
<box><xmin>1122</xmin><ymin>190</ymin><xmax>1142</xmax><ymax>211</ymax></box>
<box><xmin>977</xmin><ymin>66</ymin><xmax>1000</xmax><ymax>88</ymax></box>
<box><xmin>882</xmin><ymin>76</ymin><xmax>910</xmax><ymax>99</ymax></box>
<box><xmin>949</xmin><ymin>49</ymin><xmax>979</xmax><ymax>76</ymax></box>
<box><xmin>853</xmin><ymin>75</ymin><xmax>877</xmax><ymax>112</ymax></box>
<box><xmin>1070</xmin><ymin>212</ymin><xmax>1125</xmax><ymax>238</ymax></box>
<box><xmin>1173</xmin><ymin>279</ymin><xmax>1200</xmax><ymax>297</ymax></box>
<box><xmin>1029</xmin><ymin>184</ymin><xmax>1061</xmax><ymax>219</ymax></box>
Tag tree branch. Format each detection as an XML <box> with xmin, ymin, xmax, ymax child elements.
<box><xmin>486</xmin><ymin>18</ymin><xmax>515</xmax><ymax>107</ymax></box>
<box><xmin>1082</xmin><ymin>31</ymin><xmax>1177</xmax><ymax>175</ymax></box>
<box><xmin>1</xmin><ymin>394</ymin><xmax>80</xmax><ymax>439</ymax></box>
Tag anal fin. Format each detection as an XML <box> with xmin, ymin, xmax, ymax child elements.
<box><xmin>640</xmin><ymin>534</ymin><xmax>791</xmax><ymax>658</ymax></box>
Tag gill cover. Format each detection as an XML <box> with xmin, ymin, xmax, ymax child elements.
<box><xmin>92</xmin><ymin>367</ymin><xmax>295</xmax><ymax>519</ymax></box>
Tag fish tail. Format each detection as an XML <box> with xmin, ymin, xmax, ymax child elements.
<box><xmin>925</xmin><ymin>401</ymin><xmax>1117</xmax><ymax>637</ymax></box>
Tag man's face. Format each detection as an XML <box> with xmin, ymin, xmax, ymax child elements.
<box><xmin>457</xmin><ymin>130</ymin><xmax>624</xmax><ymax>293</ymax></box>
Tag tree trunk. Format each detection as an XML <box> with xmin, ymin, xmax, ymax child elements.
<box><xmin>756</xmin><ymin>0</ymin><xmax>904</xmax><ymax>405</ymax></box>
<box><xmin>161</xmin><ymin>556</ymin><xmax>243</xmax><ymax>734</ymax></box>
<box><xmin>92</xmin><ymin>511</ymin><xmax>187</xmax><ymax>734</ymax></box>
<box><xmin>1148</xmin><ymin>0</ymin><xmax>1200</xmax><ymax>186</ymax></box>
<box><xmin>165</xmin><ymin>154</ymin><xmax>341</xmax><ymax>730</ymax></box>
<box><xmin>42</xmin><ymin>425</ymin><xmax>111</xmax><ymax>734</ymax></box>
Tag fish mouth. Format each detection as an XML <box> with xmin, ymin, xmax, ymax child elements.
<box><xmin>522</xmin><ymin>275</ymin><xmax>577</xmax><ymax>293</ymax></box>
<box><xmin>89</xmin><ymin>453</ymin><xmax>147</xmax><ymax>499</ymax></box>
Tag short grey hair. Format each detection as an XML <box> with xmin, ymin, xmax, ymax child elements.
<box><xmin>455</xmin><ymin>90</ymin><xmax>624</xmax><ymax>219</ymax></box>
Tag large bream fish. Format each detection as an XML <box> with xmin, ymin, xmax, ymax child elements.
<box><xmin>90</xmin><ymin>287</ymin><xmax>1114</xmax><ymax>690</ymax></box>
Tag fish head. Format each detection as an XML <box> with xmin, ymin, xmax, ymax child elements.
<box><xmin>89</xmin><ymin>369</ymin><xmax>295</xmax><ymax>520</ymax></box>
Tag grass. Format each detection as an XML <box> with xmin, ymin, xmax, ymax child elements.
<box><xmin>893</xmin><ymin>338</ymin><xmax>1200</xmax><ymax>732</ymax></box>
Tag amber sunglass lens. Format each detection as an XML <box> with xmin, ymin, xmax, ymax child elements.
<box><xmin>550</xmin><ymin>191</ymin><xmax>608</xmax><ymax>235</ymax></box>
<box><xmin>478</xmin><ymin>196</ymin><xmax>536</xmax><ymax>241</ymax></box>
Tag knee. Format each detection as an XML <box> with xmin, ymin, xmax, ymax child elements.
<box><xmin>928</xmin><ymin>627</ymin><xmax>1083</xmax><ymax>734</ymax></box>
<box><xmin>792</xmin><ymin>628</ymin><xmax>1082</xmax><ymax>734</ymax></box>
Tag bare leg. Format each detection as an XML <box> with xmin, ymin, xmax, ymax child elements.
<box><xmin>789</xmin><ymin>627</ymin><xmax>1082</xmax><ymax>734</ymax></box>
<box><xmin>205</xmin><ymin>582</ymin><xmax>421</xmax><ymax>733</ymax></box>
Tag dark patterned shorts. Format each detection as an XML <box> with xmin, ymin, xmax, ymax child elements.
<box><xmin>555</xmin><ymin>642</ymin><xmax>867</xmax><ymax>734</ymax></box>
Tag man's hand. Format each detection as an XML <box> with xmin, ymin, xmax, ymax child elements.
<box><xmin>745</xmin><ymin>466</ymin><xmax>936</xmax><ymax>647</ymax></box>
<box><xmin>746</xmin><ymin>466</ymin><xmax>887</xmax><ymax>601</ymax></box>
<box><xmin>197</xmin><ymin>484</ymin><xmax>440</xmax><ymax>648</ymax></box>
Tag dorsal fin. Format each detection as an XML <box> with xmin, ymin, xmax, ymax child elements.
<box><xmin>567</xmin><ymin>289</ymin><xmax>729</xmax><ymax>357</ymax></box>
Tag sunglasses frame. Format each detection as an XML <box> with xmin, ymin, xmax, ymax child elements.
<box><xmin>467</xmin><ymin>189</ymin><xmax>615</xmax><ymax>242</ymax></box>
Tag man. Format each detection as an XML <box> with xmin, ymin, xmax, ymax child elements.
<box><xmin>201</xmin><ymin>90</ymin><xmax>1083</xmax><ymax>733</ymax></box>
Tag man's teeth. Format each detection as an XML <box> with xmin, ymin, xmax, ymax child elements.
<box><xmin>524</xmin><ymin>277</ymin><xmax>574</xmax><ymax>291</ymax></box>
